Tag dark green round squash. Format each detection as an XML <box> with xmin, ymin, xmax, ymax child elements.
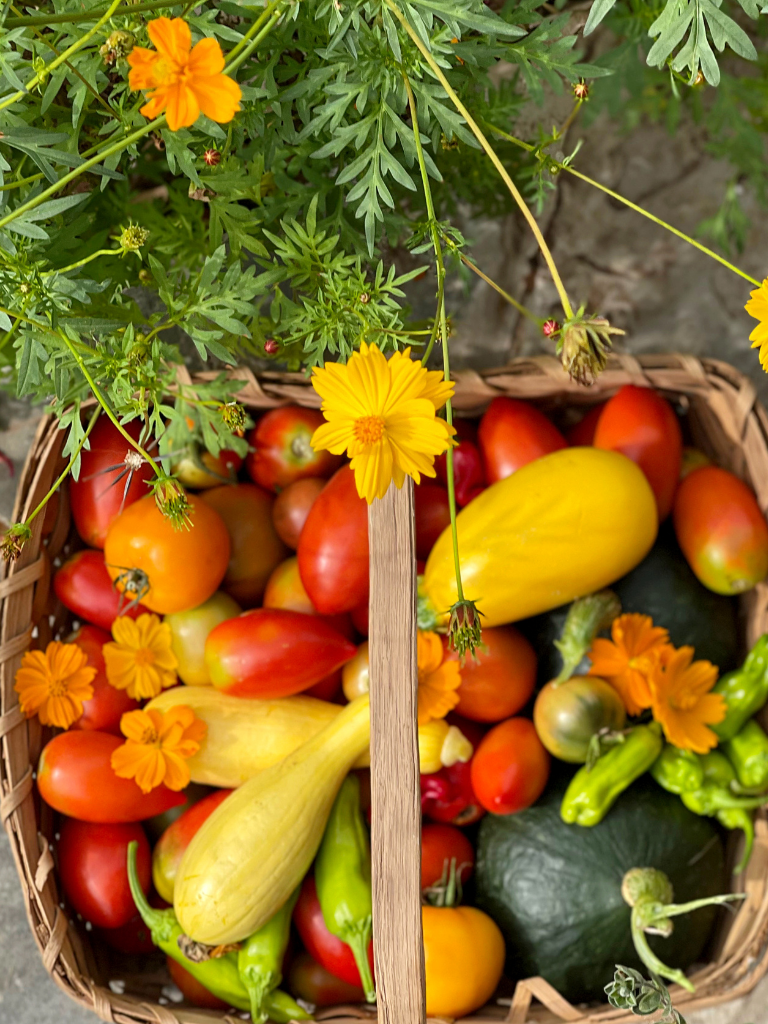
<box><xmin>521</xmin><ymin>525</ymin><xmax>740</xmax><ymax>686</ymax></box>
<box><xmin>474</xmin><ymin>772</ymin><xmax>726</xmax><ymax>1003</ymax></box>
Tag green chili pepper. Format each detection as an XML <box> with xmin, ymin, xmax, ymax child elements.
<box><xmin>724</xmin><ymin>719</ymin><xmax>768</xmax><ymax>791</ymax></box>
<box><xmin>560</xmin><ymin>723</ymin><xmax>663</xmax><ymax>827</ymax></box>
<box><xmin>712</xmin><ymin>634</ymin><xmax>768</xmax><ymax>741</ymax></box>
<box><xmin>238</xmin><ymin>889</ymin><xmax>299</xmax><ymax>1024</ymax></box>
<box><xmin>315</xmin><ymin>773</ymin><xmax>375</xmax><ymax>1002</ymax></box>
<box><xmin>126</xmin><ymin>842</ymin><xmax>309</xmax><ymax>1022</ymax></box>
<box><xmin>715</xmin><ymin>808</ymin><xmax>755</xmax><ymax>875</ymax></box>
<box><xmin>651</xmin><ymin>745</ymin><xmax>704</xmax><ymax>795</ymax></box>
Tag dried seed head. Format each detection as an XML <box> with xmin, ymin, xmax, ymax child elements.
<box><xmin>448</xmin><ymin>599</ymin><xmax>483</xmax><ymax>659</ymax></box>
<box><xmin>152</xmin><ymin>476</ymin><xmax>193</xmax><ymax>530</ymax></box>
<box><xmin>541</xmin><ymin>318</ymin><xmax>560</xmax><ymax>337</ymax></box>
<box><xmin>1</xmin><ymin>523</ymin><xmax>31</xmax><ymax>562</ymax></box>
<box><xmin>220</xmin><ymin>401</ymin><xmax>246</xmax><ymax>434</ymax></box>
<box><xmin>100</xmin><ymin>30</ymin><xmax>134</xmax><ymax>61</ymax></box>
<box><xmin>558</xmin><ymin>311</ymin><xmax>624</xmax><ymax>386</ymax></box>
<box><xmin>124</xmin><ymin>450</ymin><xmax>145</xmax><ymax>472</ymax></box>
<box><xmin>203</xmin><ymin>148</ymin><xmax>221</xmax><ymax>167</ymax></box>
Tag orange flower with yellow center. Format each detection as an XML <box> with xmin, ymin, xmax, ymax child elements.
<box><xmin>103</xmin><ymin>614</ymin><xmax>178</xmax><ymax>700</ymax></box>
<box><xmin>111</xmin><ymin>705</ymin><xmax>207</xmax><ymax>793</ymax></box>
<box><xmin>14</xmin><ymin>641</ymin><xmax>96</xmax><ymax>729</ymax></box>
<box><xmin>588</xmin><ymin>613</ymin><xmax>671</xmax><ymax>716</ymax></box>
<box><xmin>417</xmin><ymin>630</ymin><xmax>461</xmax><ymax>725</ymax></box>
<box><xmin>647</xmin><ymin>646</ymin><xmax>725</xmax><ymax>754</ymax></box>
<box><xmin>127</xmin><ymin>18</ymin><xmax>242</xmax><ymax>132</ymax></box>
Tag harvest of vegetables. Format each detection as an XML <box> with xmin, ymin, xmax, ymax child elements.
<box><xmin>15</xmin><ymin>374</ymin><xmax>768</xmax><ymax>1024</ymax></box>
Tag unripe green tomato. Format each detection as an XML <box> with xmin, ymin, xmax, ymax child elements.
<box><xmin>533</xmin><ymin>675</ymin><xmax>626</xmax><ymax>763</ymax></box>
<box><xmin>165</xmin><ymin>592</ymin><xmax>241</xmax><ymax>685</ymax></box>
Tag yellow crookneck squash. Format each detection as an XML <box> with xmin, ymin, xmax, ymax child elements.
<box><xmin>420</xmin><ymin>447</ymin><xmax>658</xmax><ymax>629</ymax></box>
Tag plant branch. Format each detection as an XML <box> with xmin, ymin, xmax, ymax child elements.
<box><xmin>455</xmin><ymin>250</ymin><xmax>541</xmax><ymax>324</ymax></box>
<box><xmin>224</xmin><ymin>0</ymin><xmax>283</xmax><ymax>71</ymax></box>
<box><xmin>6</xmin><ymin>0</ymin><xmax>193</xmax><ymax>27</ymax></box>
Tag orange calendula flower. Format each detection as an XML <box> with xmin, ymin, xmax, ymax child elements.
<box><xmin>127</xmin><ymin>17</ymin><xmax>242</xmax><ymax>132</ymax></box>
<box><xmin>648</xmin><ymin>646</ymin><xmax>725</xmax><ymax>754</ymax></box>
<box><xmin>14</xmin><ymin>641</ymin><xmax>96</xmax><ymax>729</ymax></box>
<box><xmin>111</xmin><ymin>705</ymin><xmax>207</xmax><ymax>793</ymax></box>
<box><xmin>104</xmin><ymin>614</ymin><xmax>178</xmax><ymax>700</ymax></box>
<box><xmin>745</xmin><ymin>278</ymin><xmax>768</xmax><ymax>373</ymax></box>
<box><xmin>588</xmin><ymin>613</ymin><xmax>671</xmax><ymax>716</ymax></box>
<box><xmin>417</xmin><ymin>630</ymin><xmax>461</xmax><ymax>725</ymax></box>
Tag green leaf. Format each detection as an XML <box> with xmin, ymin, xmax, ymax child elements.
<box><xmin>584</xmin><ymin>0</ymin><xmax>620</xmax><ymax>35</ymax></box>
<box><xmin>648</xmin><ymin>0</ymin><xmax>758</xmax><ymax>86</ymax></box>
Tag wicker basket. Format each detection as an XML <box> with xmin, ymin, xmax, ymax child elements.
<box><xmin>2</xmin><ymin>353</ymin><xmax>768</xmax><ymax>1024</ymax></box>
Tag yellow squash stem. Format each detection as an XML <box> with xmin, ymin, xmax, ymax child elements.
<box><xmin>386</xmin><ymin>0</ymin><xmax>573</xmax><ymax>320</ymax></box>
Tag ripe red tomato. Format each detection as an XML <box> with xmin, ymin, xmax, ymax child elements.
<box><xmin>478</xmin><ymin>397</ymin><xmax>567</xmax><ymax>484</ymax></box>
<box><xmin>673</xmin><ymin>465</ymin><xmax>768</xmax><ymax>595</ymax></box>
<box><xmin>152</xmin><ymin>789</ymin><xmax>232</xmax><ymax>903</ymax></box>
<box><xmin>421</xmin><ymin>759</ymin><xmax>484</xmax><ymax>827</ymax></box>
<box><xmin>166</xmin><ymin>957</ymin><xmax>228</xmax><ymax>1009</ymax></box>
<box><xmin>200</xmin><ymin>484</ymin><xmax>287</xmax><ymax>607</ymax></box>
<box><xmin>298</xmin><ymin>465</ymin><xmax>369</xmax><ymax>615</ymax></box>
<box><xmin>421</xmin><ymin>824</ymin><xmax>474</xmax><ymax>890</ymax></box>
<box><xmin>288</xmin><ymin>951</ymin><xmax>366</xmax><ymax>1008</ymax></box>
<box><xmin>68</xmin><ymin>624</ymin><xmax>139</xmax><ymax>734</ymax></box>
<box><xmin>593</xmin><ymin>384</ymin><xmax>682</xmax><ymax>521</ymax></box>
<box><xmin>272</xmin><ymin>477</ymin><xmax>326</xmax><ymax>549</ymax></box>
<box><xmin>205</xmin><ymin>608</ymin><xmax>356</xmax><ymax>698</ymax></box>
<box><xmin>436</xmin><ymin>441</ymin><xmax>485</xmax><ymax>507</ymax></box>
<box><xmin>246</xmin><ymin>406</ymin><xmax>343</xmax><ymax>491</ymax></box>
<box><xmin>38</xmin><ymin>732</ymin><xmax>186</xmax><ymax>823</ymax></box>
<box><xmin>294</xmin><ymin>876</ymin><xmax>374</xmax><ymax>990</ymax></box>
<box><xmin>104</xmin><ymin>493</ymin><xmax>231</xmax><ymax>615</ymax></box>
<box><xmin>53</xmin><ymin>549</ymin><xmax>150</xmax><ymax>632</ymax></box>
<box><xmin>70</xmin><ymin>417</ymin><xmax>156</xmax><ymax>548</ymax></box>
<box><xmin>415</xmin><ymin>483</ymin><xmax>451</xmax><ymax>560</ymax></box>
<box><xmin>567</xmin><ymin>403</ymin><xmax>606</xmax><ymax>446</ymax></box>
<box><xmin>58</xmin><ymin>819</ymin><xmax>151</xmax><ymax>929</ymax></box>
<box><xmin>470</xmin><ymin>718</ymin><xmax>550</xmax><ymax>815</ymax></box>
<box><xmin>444</xmin><ymin>626</ymin><xmax>537</xmax><ymax>723</ymax></box>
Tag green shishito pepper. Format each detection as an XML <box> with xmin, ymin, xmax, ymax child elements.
<box><xmin>724</xmin><ymin>719</ymin><xmax>768</xmax><ymax>791</ymax></box>
<box><xmin>315</xmin><ymin>773</ymin><xmax>375</xmax><ymax>1002</ymax></box>
<box><xmin>238</xmin><ymin>888</ymin><xmax>298</xmax><ymax>1024</ymax></box>
<box><xmin>561</xmin><ymin>723</ymin><xmax>663</xmax><ymax>827</ymax></box>
<box><xmin>712</xmin><ymin>634</ymin><xmax>768</xmax><ymax>742</ymax></box>
<box><xmin>651</xmin><ymin>744</ymin><xmax>704</xmax><ymax>795</ymax></box>
<box><xmin>126</xmin><ymin>842</ymin><xmax>309</xmax><ymax>1022</ymax></box>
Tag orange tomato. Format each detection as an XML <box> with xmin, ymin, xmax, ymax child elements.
<box><xmin>470</xmin><ymin>718</ymin><xmax>549</xmax><ymax>815</ymax></box>
<box><xmin>593</xmin><ymin>384</ymin><xmax>682</xmax><ymax>521</ymax></box>
<box><xmin>200</xmin><ymin>483</ymin><xmax>288</xmax><ymax>607</ymax></box>
<box><xmin>272</xmin><ymin>477</ymin><xmax>326</xmax><ymax>549</ymax></box>
<box><xmin>264</xmin><ymin>556</ymin><xmax>315</xmax><ymax>614</ymax></box>
<box><xmin>104</xmin><ymin>494</ymin><xmax>230</xmax><ymax>615</ymax></box>
<box><xmin>444</xmin><ymin>626</ymin><xmax>537</xmax><ymax>723</ymax></box>
<box><xmin>422</xmin><ymin>904</ymin><xmax>504</xmax><ymax>1018</ymax></box>
<box><xmin>673</xmin><ymin>465</ymin><xmax>768</xmax><ymax>595</ymax></box>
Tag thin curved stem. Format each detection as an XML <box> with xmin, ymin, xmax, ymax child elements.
<box><xmin>420</xmin><ymin>273</ymin><xmax>444</xmax><ymax>367</ymax></box>
<box><xmin>630</xmin><ymin>908</ymin><xmax>694</xmax><ymax>993</ymax></box>
<box><xmin>385</xmin><ymin>0</ymin><xmax>573</xmax><ymax>319</ymax></box>
<box><xmin>224</xmin><ymin>0</ymin><xmax>283</xmax><ymax>71</ymax></box>
<box><xmin>6</xmin><ymin>0</ymin><xmax>185</xmax><ymax>26</ymax></box>
<box><xmin>42</xmin><ymin>248</ymin><xmax>120</xmax><ymax>276</ymax></box>
<box><xmin>456</xmin><ymin>251</ymin><xmax>541</xmax><ymax>324</ymax></box>
<box><xmin>486</xmin><ymin>122</ymin><xmax>761</xmax><ymax>288</ymax></box>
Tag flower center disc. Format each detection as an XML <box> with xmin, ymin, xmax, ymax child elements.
<box><xmin>353</xmin><ymin>415</ymin><xmax>385</xmax><ymax>445</ymax></box>
<box><xmin>134</xmin><ymin>648</ymin><xmax>156</xmax><ymax>668</ymax></box>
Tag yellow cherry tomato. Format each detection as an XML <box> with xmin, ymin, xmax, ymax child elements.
<box><xmin>165</xmin><ymin>592</ymin><xmax>241</xmax><ymax>685</ymax></box>
<box><xmin>342</xmin><ymin>642</ymin><xmax>369</xmax><ymax>701</ymax></box>
<box><xmin>422</xmin><ymin>904</ymin><xmax>505</xmax><ymax>1018</ymax></box>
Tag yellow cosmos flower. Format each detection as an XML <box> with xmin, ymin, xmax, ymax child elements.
<box><xmin>311</xmin><ymin>343</ymin><xmax>456</xmax><ymax>503</ymax></box>
<box><xmin>745</xmin><ymin>278</ymin><xmax>768</xmax><ymax>373</ymax></box>
<box><xmin>127</xmin><ymin>18</ymin><xmax>241</xmax><ymax>131</ymax></box>
<box><xmin>111</xmin><ymin>706</ymin><xmax>207</xmax><ymax>793</ymax></box>
<box><xmin>648</xmin><ymin>646</ymin><xmax>726</xmax><ymax>755</ymax></box>
<box><xmin>104</xmin><ymin>614</ymin><xmax>178</xmax><ymax>700</ymax></box>
<box><xmin>417</xmin><ymin>630</ymin><xmax>462</xmax><ymax>726</ymax></box>
<box><xmin>14</xmin><ymin>642</ymin><xmax>96</xmax><ymax>729</ymax></box>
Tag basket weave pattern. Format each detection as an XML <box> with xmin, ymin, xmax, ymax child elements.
<box><xmin>2</xmin><ymin>354</ymin><xmax>768</xmax><ymax>1024</ymax></box>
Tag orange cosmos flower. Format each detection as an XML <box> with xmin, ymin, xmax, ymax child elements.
<box><xmin>647</xmin><ymin>646</ymin><xmax>725</xmax><ymax>754</ymax></box>
<box><xmin>14</xmin><ymin>641</ymin><xmax>96</xmax><ymax>729</ymax></box>
<box><xmin>417</xmin><ymin>630</ymin><xmax>461</xmax><ymax>726</ymax></box>
<box><xmin>111</xmin><ymin>705</ymin><xmax>207</xmax><ymax>793</ymax></box>
<box><xmin>127</xmin><ymin>18</ymin><xmax>241</xmax><ymax>131</ymax></box>
<box><xmin>104</xmin><ymin>613</ymin><xmax>178</xmax><ymax>700</ymax></box>
<box><xmin>588</xmin><ymin>613</ymin><xmax>671</xmax><ymax>716</ymax></box>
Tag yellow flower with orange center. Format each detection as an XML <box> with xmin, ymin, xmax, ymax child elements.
<box><xmin>745</xmin><ymin>278</ymin><xmax>768</xmax><ymax>373</ymax></box>
<box><xmin>588</xmin><ymin>613</ymin><xmax>671</xmax><ymax>716</ymax></box>
<box><xmin>103</xmin><ymin>614</ymin><xmax>178</xmax><ymax>700</ymax></box>
<box><xmin>111</xmin><ymin>705</ymin><xmax>207</xmax><ymax>793</ymax></box>
<box><xmin>417</xmin><ymin>630</ymin><xmax>462</xmax><ymax>725</ymax></box>
<box><xmin>127</xmin><ymin>17</ymin><xmax>242</xmax><ymax>132</ymax></box>
<box><xmin>311</xmin><ymin>343</ymin><xmax>456</xmax><ymax>504</ymax></box>
<box><xmin>647</xmin><ymin>645</ymin><xmax>725</xmax><ymax>754</ymax></box>
<box><xmin>14</xmin><ymin>641</ymin><xmax>96</xmax><ymax>729</ymax></box>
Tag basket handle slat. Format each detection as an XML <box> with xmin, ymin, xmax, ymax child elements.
<box><xmin>505</xmin><ymin>977</ymin><xmax>584</xmax><ymax>1022</ymax></box>
<box><xmin>368</xmin><ymin>479</ymin><xmax>426</xmax><ymax>1024</ymax></box>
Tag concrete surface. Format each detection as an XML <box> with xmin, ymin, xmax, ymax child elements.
<box><xmin>3</xmin><ymin>105</ymin><xmax>768</xmax><ymax>1022</ymax></box>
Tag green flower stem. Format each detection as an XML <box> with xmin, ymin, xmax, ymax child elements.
<box><xmin>455</xmin><ymin>251</ymin><xmax>541</xmax><ymax>324</ymax></box>
<box><xmin>557</xmin><ymin>98</ymin><xmax>583</xmax><ymax>139</ymax></box>
<box><xmin>0</xmin><ymin>172</ymin><xmax>45</xmax><ymax>193</ymax></box>
<box><xmin>420</xmin><ymin>272</ymin><xmax>444</xmax><ymax>367</ymax></box>
<box><xmin>224</xmin><ymin>0</ymin><xmax>283</xmax><ymax>70</ymax></box>
<box><xmin>41</xmin><ymin>248</ymin><xmax>121</xmax><ymax>276</ymax></box>
<box><xmin>0</xmin><ymin>0</ymin><xmax>122</xmax><ymax>113</ymax></box>
<box><xmin>404</xmin><ymin>71</ymin><xmax>465</xmax><ymax>606</ymax></box>
<box><xmin>6</xmin><ymin>0</ymin><xmax>188</xmax><ymax>27</ymax></box>
<box><xmin>486</xmin><ymin>123</ymin><xmax>762</xmax><ymax>288</ymax></box>
<box><xmin>385</xmin><ymin>0</ymin><xmax>574</xmax><ymax>320</ymax></box>
<box><xmin>629</xmin><ymin>910</ymin><xmax>694</xmax><ymax>993</ymax></box>
<box><xmin>56</xmin><ymin>328</ymin><xmax>162</xmax><ymax>478</ymax></box>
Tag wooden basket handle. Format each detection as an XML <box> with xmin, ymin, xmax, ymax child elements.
<box><xmin>505</xmin><ymin>977</ymin><xmax>585</xmax><ymax>1023</ymax></box>
<box><xmin>368</xmin><ymin>480</ymin><xmax>426</xmax><ymax>1024</ymax></box>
